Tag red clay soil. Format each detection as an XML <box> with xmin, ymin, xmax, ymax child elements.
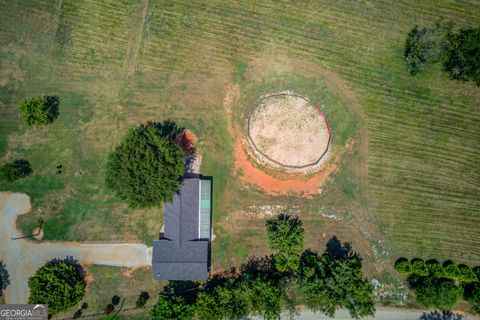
<box><xmin>175</xmin><ymin>129</ymin><xmax>198</xmax><ymax>155</ymax></box>
<box><xmin>235</xmin><ymin>137</ymin><xmax>337</xmax><ymax>198</ymax></box>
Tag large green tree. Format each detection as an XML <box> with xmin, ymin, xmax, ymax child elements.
<box><xmin>444</xmin><ymin>28</ymin><xmax>480</xmax><ymax>85</ymax></box>
<box><xmin>105</xmin><ymin>121</ymin><xmax>185</xmax><ymax>208</ymax></box>
<box><xmin>0</xmin><ymin>159</ymin><xmax>32</xmax><ymax>182</ymax></box>
<box><xmin>265</xmin><ymin>214</ymin><xmax>304</xmax><ymax>272</ymax></box>
<box><xmin>28</xmin><ymin>259</ymin><xmax>86</xmax><ymax>316</ymax></box>
<box><xmin>19</xmin><ymin>95</ymin><xmax>59</xmax><ymax>126</ymax></box>
<box><xmin>298</xmin><ymin>249</ymin><xmax>375</xmax><ymax>319</ymax></box>
<box><xmin>412</xmin><ymin>277</ymin><xmax>463</xmax><ymax>310</ymax></box>
<box><xmin>149</xmin><ymin>294</ymin><xmax>195</xmax><ymax>320</ymax></box>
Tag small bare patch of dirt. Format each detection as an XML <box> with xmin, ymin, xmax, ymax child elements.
<box><xmin>122</xmin><ymin>267</ymin><xmax>139</xmax><ymax>278</ymax></box>
<box><xmin>234</xmin><ymin>136</ymin><xmax>337</xmax><ymax>198</ymax></box>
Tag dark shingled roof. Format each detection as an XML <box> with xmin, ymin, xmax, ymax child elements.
<box><xmin>152</xmin><ymin>176</ymin><xmax>211</xmax><ymax>281</ymax></box>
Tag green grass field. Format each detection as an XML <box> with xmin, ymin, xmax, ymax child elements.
<box><xmin>1</xmin><ymin>0</ymin><xmax>480</xmax><ymax>316</ymax></box>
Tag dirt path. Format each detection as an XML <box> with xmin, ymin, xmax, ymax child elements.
<box><xmin>122</xmin><ymin>0</ymin><xmax>149</xmax><ymax>76</ymax></box>
<box><xmin>0</xmin><ymin>192</ymin><xmax>151</xmax><ymax>304</ymax></box>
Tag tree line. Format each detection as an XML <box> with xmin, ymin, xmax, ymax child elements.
<box><xmin>149</xmin><ymin>214</ymin><xmax>375</xmax><ymax>320</ymax></box>
<box><xmin>395</xmin><ymin>257</ymin><xmax>480</xmax><ymax>313</ymax></box>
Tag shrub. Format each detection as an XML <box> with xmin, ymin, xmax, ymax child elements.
<box><xmin>136</xmin><ymin>291</ymin><xmax>150</xmax><ymax>308</ymax></box>
<box><xmin>458</xmin><ymin>265</ymin><xmax>478</xmax><ymax>283</ymax></box>
<box><xmin>19</xmin><ymin>95</ymin><xmax>59</xmax><ymax>126</ymax></box>
<box><xmin>426</xmin><ymin>259</ymin><xmax>446</xmax><ymax>278</ymax></box>
<box><xmin>105</xmin><ymin>121</ymin><xmax>185</xmax><ymax>208</ymax></box>
<box><xmin>444</xmin><ymin>28</ymin><xmax>480</xmax><ymax>85</ymax></box>
<box><xmin>404</xmin><ymin>26</ymin><xmax>433</xmax><ymax>75</ymax></box>
<box><xmin>444</xmin><ymin>261</ymin><xmax>461</xmax><ymax>280</ymax></box>
<box><xmin>419</xmin><ymin>310</ymin><xmax>464</xmax><ymax>320</ymax></box>
<box><xmin>28</xmin><ymin>259</ymin><xmax>86</xmax><ymax>316</ymax></box>
<box><xmin>395</xmin><ymin>258</ymin><xmax>412</xmax><ymax>275</ymax></box>
<box><xmin>411</xmin><ymin>259</ymin><xmax>429</xmax><ymax>277</ymax></box>
<box><xmin>414</xmin><ymin>277</ymin><xmax>463</xmax><ymax>310</ymax></box>
<box><xmin>0</xmin><ymin>159</ymin><xmax>32</xmax><ymax>182</ymax></box>
<box><xmin>465</xmin><ymin>283</ymin><xmax>480</xmax><ymax>314</ymax></box>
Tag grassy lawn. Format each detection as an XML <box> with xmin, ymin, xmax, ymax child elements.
<box><xmin>1</xmin><ymin>0</ymin><xmax>480</xmax><ymax>310</ymax></box>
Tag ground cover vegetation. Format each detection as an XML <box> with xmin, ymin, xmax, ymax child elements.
<box><xmin>105</xmin><ymin>120</ymin><xmax>185</xmax><ymax>208</ymax></box>
<box><xmin>150</xmin><ymin>216</ymin><xmax>375</xmax><ymax>320</ymax></box>
<box><xmin>395</xmin><ymin>258</ymin><xmax>480</xmax><ymax>312</ymax></box>
<box><xmin>28</xmin><ymin>258</ymin><xmax>86</xmax><ymax>316</ymax></box>
<box><xmin>403</xmin><ymin>22</ymin><xmax>480</xmax><ymax>85</ymax></box>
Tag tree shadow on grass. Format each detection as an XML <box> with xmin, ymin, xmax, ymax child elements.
<box><xmin>325</xmin><ymin>236</ymin><xmax>360</xmax><ymax>261</ymax></box>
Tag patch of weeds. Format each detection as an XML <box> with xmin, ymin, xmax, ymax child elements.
<box><xmin>233</xmin><ymin>60</ymin><xmax>246</xmax><ymax>84</ymax></box>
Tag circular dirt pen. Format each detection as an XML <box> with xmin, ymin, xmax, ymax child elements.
<box><xmin>247</xmin><ymin>92</ymin><xmax>331</xmax><ymax>172</ymax></box>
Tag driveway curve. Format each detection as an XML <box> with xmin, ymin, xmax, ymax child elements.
<box><xmin>0</xmin><ymin>192</ymin><xmax>152</xmax><ymax>304</ymax></box>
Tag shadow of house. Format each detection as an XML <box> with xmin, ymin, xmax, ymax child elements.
<box><xmin>152</xmin><ymin>174</ymin><xmax>212</xmax><ymax>281</ymax></box>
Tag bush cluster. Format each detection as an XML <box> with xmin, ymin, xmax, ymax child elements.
<box><xmin>403</xmin><ymin>22</ymin><xmax>480</xmax><ymax>86</ymax></box>
<box><xmin>0</xmin><ymin>159</ymin><xmax>32</xmax><ymax>182</ymax></box>
<box><xmin>395</xmin><ymin>258</ymin><xmax>478</xmax><ymax>282</ymax></box>
<box><xmin>395</xmin><ymin>257</ymin><xmax>480</xmax><ymax>312</ymax></box>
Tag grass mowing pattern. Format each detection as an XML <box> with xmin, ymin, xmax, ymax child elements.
<box><xmin>0</xmin><ymin>0</ymin><xmax>479</xmax><ymax>267</ymax></box>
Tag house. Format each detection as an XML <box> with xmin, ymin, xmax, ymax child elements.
<box><xmin>152</xmin><ymin>174</ymin><xmax>212</xmax><ymax>280</ymax></box>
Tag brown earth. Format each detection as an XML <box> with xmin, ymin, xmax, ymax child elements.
<box><xmin>234</xmin><ymin>136</ymin><xmax>337</xmax><ymax>198</ymax></box>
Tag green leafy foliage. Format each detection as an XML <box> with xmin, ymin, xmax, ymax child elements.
<box><xmin>1</xmin><ymin>159</ymin><xmax>32</xmax><ymax>182</ymax></box>
<box><xmin>395</xmin><ymin>258</ymin><xmax>412</xmax><ymax>275</ymax></box>
<box><xmin>242</xmin><ymin>275</ymin><xmax>284</xmax><ymax>320</ymax></box>
<box><xmin>411</xmin><ymin>259</ymin><xmax>429</xmax><ymax>277</ymax></box>
<box><xmin>403</xmin><ymin>26</ymin><xmax>433</xmax><ymax>75</ymax></box>
<box><xmin>150</xmin><ymin>294</ymin><xmax>195</xmax><ymax>320</ymax></box>
<box><xmin>444</xmin><ymin>28</ymin><xmax>480</xmax><ymax>85</ymax></box>
<box><xmin>105</xmin><ymin>121</ymin><xmax>185</xmax><ymax>208</ymax></box>
<box><xmin>28</xmin><ymin>259</ymin><xmax>86</xmax><ymax>316</ymax></box>
<box><xmin>195</xmin><ymin>279</ymin><xmax>251</xmax><ymax>320</ymax></box>
<box><xmin>298</xmin><ymin>246</ymin><xmax>375</xmax><ymax>319</ymax></box>
<box><xmin>265</xmin><ymin>214</ymin><xmax>304</xmax><ymax>272</ymax></box>
<box><xmin>412</xmin><ymin>277</ymin><xmax>463</xmax><ymax>310</ymax></box>
<box><xmin>443</xmin><ymin>261</ymin><xmax>461</xmax><ymax>280</ymax></box>
<box><xmin>426</xmin><ymin>259</ymin><xmax>446</xmax><ymax>278</ymax></box>
<box><xmin>18</xmin><ymin>95</ymin><xmax>59</xmax><ymax>126</ymax></box>
<box><xmin>458</xmin><ymin>265</ymin><xmax>478</xmax><ymax>283</ymax></box>
<box><xmin>465</xmin><ymin>282</ymin><xmax>480</xmax><ymax>314</ymax></box>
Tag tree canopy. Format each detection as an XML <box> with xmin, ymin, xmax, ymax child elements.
<box><xmin>298</xmin><ymin>246</ymin><xmax>375</xmax><ymax>319</ymax></box>
<box><xmin>403</xmin><ymin>26</ymin><xmax>433</xmax><ymax>75</ymax></box>
<box><xmin>411</xmin><ymin>277</ymin><xmax>463</xmax><ymax>311</ymax></box>
<box><xmin>149</xmin><ymin>294</ymin><xmax>195</xmax><ymax>320</ymax></box>
<box><xmin>444</xmin><ymin>28</ymin><xmax>480</xmax><ymax>85</ymax></box>
<box><xmin>265</xmin><ymin>214</ymin><xmax>304</xmax><ymax>272</ymax></box>
<box><xmin>28</xmin><ymin>259</ymin><xmax>86</xmax><ymax>316</ymax></box>
<box><xmin>0</xmin><ymin>159</ymin><xmax>32</xmax><ymax>182</ymax></box>
<box><xmin>19</xmin><ymin>95</ymin><xmax>59</xmax><ymax>126</ymax></box>
<box><xmin>105</xmin><ymin>121</ymin><xmax>185</xmax><ymax>208</ymax></box>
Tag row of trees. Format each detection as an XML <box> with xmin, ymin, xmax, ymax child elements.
<box><xmin>403</xmin><ymin>22</ymin><xmax>480</xmax><ymax>86</ymax></box>
<box><xmin>149</xmin><ymin>215</ymin><xmax>375</xmax><ymax>320</ymax></box>
<box><xmin>395</xmin><ymin>258</ymin><xmax>478</xmax><ymax>282</ymax></box>
<box><xmin>395</xmin><ymin>257</ymin><xmax>480</xmax><ymax>313</ymax></box>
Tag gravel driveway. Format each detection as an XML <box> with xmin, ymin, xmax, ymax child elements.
<box><xmin>0</xmin><ymin>192</ymin><xmax>152</xmax><ymax>304</ymax></box>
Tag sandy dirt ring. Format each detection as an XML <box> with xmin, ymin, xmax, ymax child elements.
<box><xmin>247</xmin><ymin>91</ymin><xmax>331</xmax><ymax>173</ymax></box>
